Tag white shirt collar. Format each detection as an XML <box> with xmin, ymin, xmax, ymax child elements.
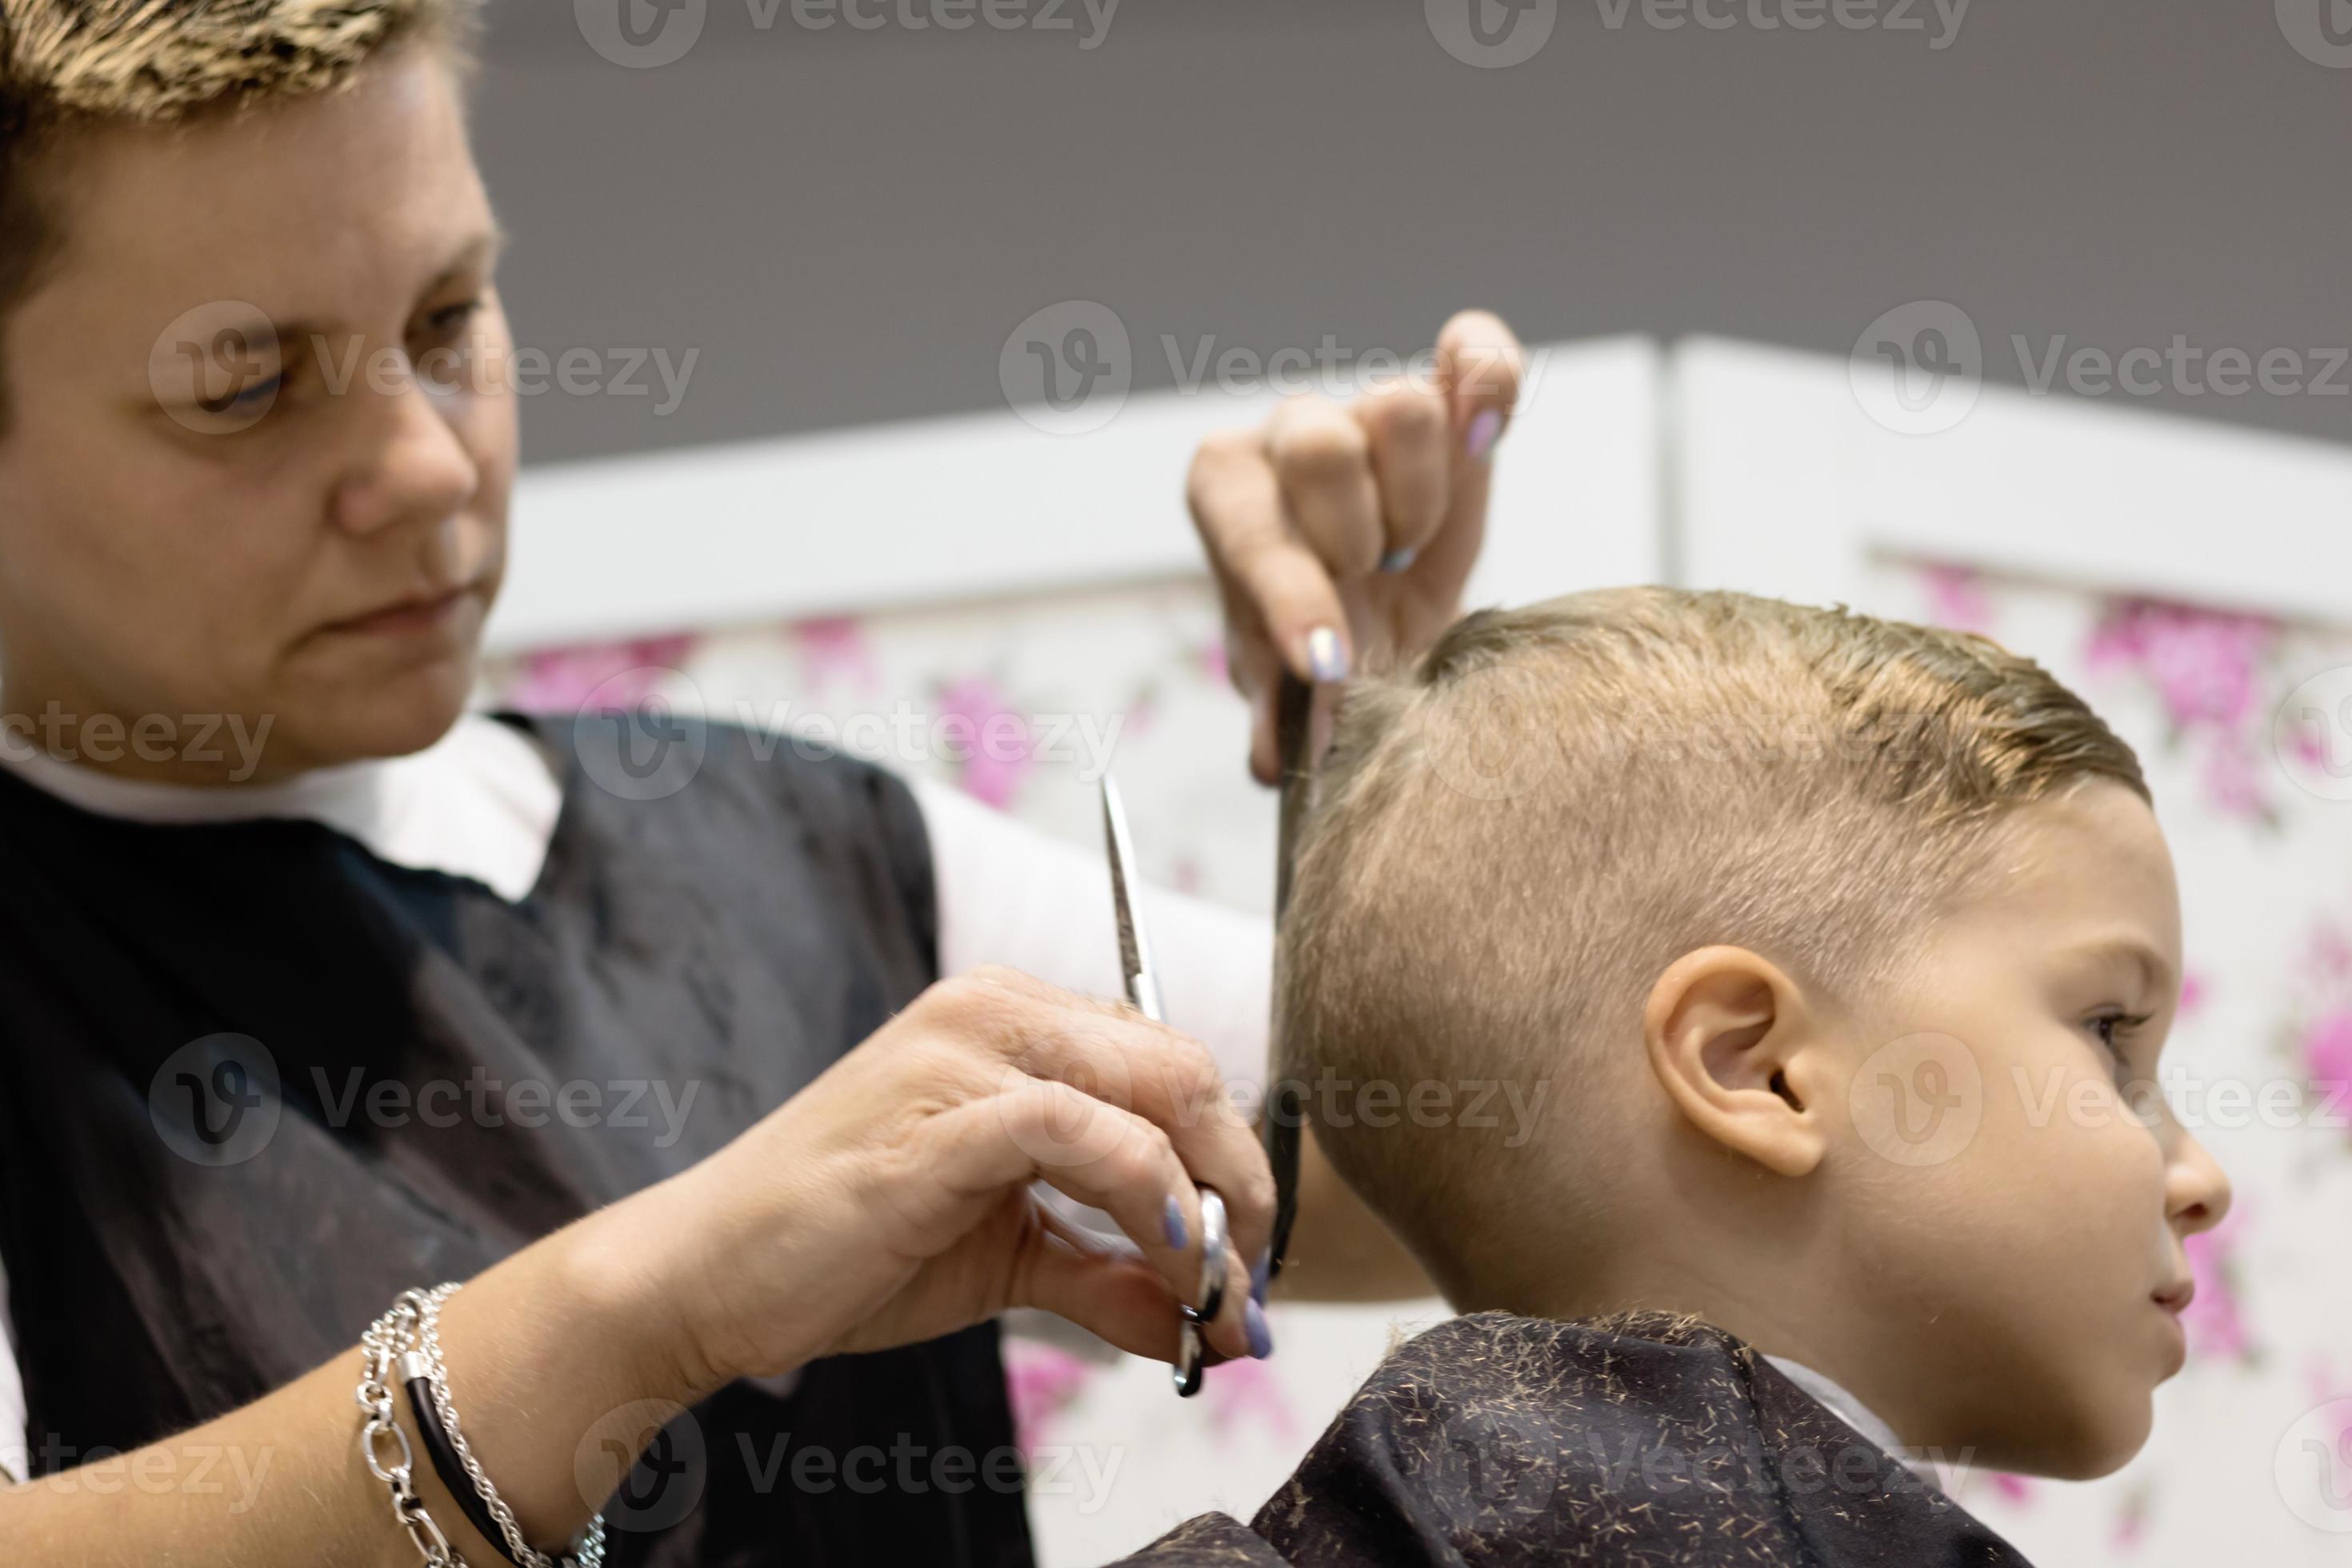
<box><xmin>0</xmin><ymin>711</ymin><xmax>564</xmax><ymax>903</ymax></box>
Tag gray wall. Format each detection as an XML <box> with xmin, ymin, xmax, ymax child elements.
<box><xmin>469</xmin><ymin>2</ymin><xmax>2352</xmax><ymax>466</ymax></box>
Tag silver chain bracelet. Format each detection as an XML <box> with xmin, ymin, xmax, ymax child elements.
<box><xmin>358</xmin><ymin>1286</ymin><xmax>472</xmax><ymax>1568</ymax></box>
<box><xmin>358</xmin><ymin>1284</ymin><xmax>608</xmax><ymax>1568</ymax></box>
<box><xmin>414</xmin><ymin>1286</ymin><xmax>606</xmax><ymax>1568</ymax></box>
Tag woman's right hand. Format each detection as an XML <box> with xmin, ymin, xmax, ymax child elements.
<box><xmin>614</xmin><ymin>966</ymin><xmax>1274</xmax><ymax>1400</ymax></box>
<box><xmin>1</xmin><ymin>965</ymin><xmax>1271</xmax><ymax>1566</ymax></box>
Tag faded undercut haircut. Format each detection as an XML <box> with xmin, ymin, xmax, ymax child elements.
<box><xmin>0</xmin><ymin>0</ymin><xmax>481</xmax><ymax>430</ymax></box>
<box><xmin>1276</xmin><ymin>586</ymin><xmax>2148</xmax><ymax>1305</ymax></box>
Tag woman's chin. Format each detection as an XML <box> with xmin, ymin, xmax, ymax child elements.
<box><xmin>270</xmin><ymin>675</ymin><xmax>477</xmax><ymax>772</ymax></box>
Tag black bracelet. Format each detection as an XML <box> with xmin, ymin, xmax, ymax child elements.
<box><xmin>403</xmin><ymin>1372</ymin><xmax>531</xmax><ymax>1568</ymax></box>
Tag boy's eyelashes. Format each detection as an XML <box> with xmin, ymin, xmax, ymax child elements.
<box><xmin>2086</xmin><ymin>1008</ymin><xmax>2157</xmax><ymax>1066</ymax></box>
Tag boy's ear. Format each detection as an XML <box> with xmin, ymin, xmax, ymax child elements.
<box><xmin>1642</xmin><ymin>945</ymin><xmax>1827</xmax><ymax>1178</ymax></box>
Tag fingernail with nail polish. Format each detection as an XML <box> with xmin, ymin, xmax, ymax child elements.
<box><xmin>1379</xmin><ymin>546</ymin><xmax>1418</xmax><ymax>574</ymax></box>
<box><xmin>1466</xmin><ymin>407</ymin><xmax>1504</xmax><ymax>461</ymax></box>
<box><xmin>1245</xmin><ymin>1298</ymin><xmax>1274</xmax><ymax>1359</ymax></box>
<box><xmin>1306</xmin><ymin>627</ymin><xmax>1350</xmax><ymax>683</ymax></box>
<box><xmin>1162</xmin><ymin>1195</ymin><xmax>1188</xmax><ymax>1250</ymax></box>
<box><xmin>1250</xmin><ymin>1249</ymin><xmax>1270</xmax><ymax>1305</ymax></box>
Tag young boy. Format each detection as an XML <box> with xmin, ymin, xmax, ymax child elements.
<box><xmin>1118</xmin><ymin>586</ymin><xmax>2231</xmax><ymax>1566</ymax></box>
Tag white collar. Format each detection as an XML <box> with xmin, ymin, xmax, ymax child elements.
<box><xmin>0</xmin><ymin>711</ymin><xmax>564</xmax><ymax>903</ymax></box>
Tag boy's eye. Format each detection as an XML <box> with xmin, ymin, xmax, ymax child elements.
<box><xmin>2089</xmin><ymin>1010</ymin><xmax>2154</xmax><ymax>1065</ymax></box>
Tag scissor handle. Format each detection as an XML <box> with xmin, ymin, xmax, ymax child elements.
<box><xmin>1172</xmin><ymin>1190</ymin><xmax>1230</xmax><ymax>1398</ymax></box>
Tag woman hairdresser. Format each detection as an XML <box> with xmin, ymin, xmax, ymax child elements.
<box><xmin>0</xmin><ymin>6</ymin><xmax>1524</xmax><ymax>1564</ymax></box>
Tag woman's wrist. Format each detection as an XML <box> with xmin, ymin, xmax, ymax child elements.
<box><xmin>394</xmin><ymin>1193</ymin><xmax>738</xmax><ymax>1558</ymax></box>
<box><xmin>650</xmin><ymin>1132</ymin><xmax>866</xmax><ymax>1392</ymax></box>
<box><xmin>548</xmin><ymin>1172</ymin><xmax>737</xmax><ymax>1409</ymax></box>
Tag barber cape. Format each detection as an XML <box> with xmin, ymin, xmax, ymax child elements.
<box><xmin>1112</xmin><ymin>1310</ymin><xmax>2035</xmax><ymax>1567</ymax></box>
<box><xmin>0</xmin><ymin>714</ymin><xmax>1028</xmax><ymax>1567</ymax></box>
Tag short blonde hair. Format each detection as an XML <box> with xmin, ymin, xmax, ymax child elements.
<box><xmin>1277</xmin><ymin>586</ymin><xmax>2148</xmax><ymax>1302</ymax></box>
<box><xmin>0</xmin><ymin>0</ymin><xmax>480</xmax><ymax>426</ymax></box>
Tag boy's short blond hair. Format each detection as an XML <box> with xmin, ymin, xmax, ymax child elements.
<box><xmin>1277</xmin><ymin>586</ymin><xmax>2148</xmax><ymax>1303</ymax></box>
<box><xmin>0</xmin><ymin>0</ymin><xmax>480</xmax><ymax>427</ymax></box>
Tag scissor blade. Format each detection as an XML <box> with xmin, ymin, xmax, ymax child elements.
<box><xmin>1100</xmin><ymin>774</ymin><xmax>1162</xmax><ymax>1022</ymax></box>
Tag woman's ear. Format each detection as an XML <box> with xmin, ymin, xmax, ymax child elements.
<box><xmin>1642</xmin><ymin>945</ymin><xmax>1827</xmax><ymax>1178</ymax></box>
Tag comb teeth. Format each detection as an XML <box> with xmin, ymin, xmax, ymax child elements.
<box><xmin>1264</xmin><ymin>673</ymin><xmax>1316</xmax><ymax>1285</ymax></box>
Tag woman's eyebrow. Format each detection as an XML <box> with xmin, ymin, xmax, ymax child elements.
<box><xmin>422</xmin><ymin>226</ymin><xmax>508</xmax><ymax>294</ymax></box>
<box><xmin>227</xmin><ymin>230</ymin><xmax>509</xmax><ymax>352</ymax></box>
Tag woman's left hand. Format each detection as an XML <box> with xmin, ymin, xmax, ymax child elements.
<box><xmin>1186</xmin><ymin>310</ymin><xmax>1525</xmax><ymax>783</ymax></box>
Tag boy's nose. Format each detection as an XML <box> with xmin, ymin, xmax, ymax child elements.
<box><xmin>2164</xmin><ymin>1130</ymin><xmax>2231</xmax><ymax>1238</ymax></box>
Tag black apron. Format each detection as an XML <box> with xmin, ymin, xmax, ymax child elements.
<box><xmin>1110</xmin><ymin>1310</ymin><xmax>2036</xmax><ymax>1567</ymax></box>
<box><xmin>0</xmin><ymin>711</ymin><xmax>1031</xmax><ymax>1566</ymax></box>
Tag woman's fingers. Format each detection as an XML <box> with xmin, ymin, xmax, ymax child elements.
<box><xmin>1015</xmin><ymin>1204</ymin><xmax>1262</xmax><ymax>1370</ymax></box>
<box><xmin>966</xmin><ymin>972</ymin><xmax>1276</xmax><ymax>1290</ymax></box>
<box><xmin>1418</xmin><ymin>311</ymin><xmax>1526</xmax><ymax>599</ymax></box>
<box><xmin>1014</xmin><ymin>1207</ymin><xmax>1186</xmax><ymax>1362</ymax></box>
<box><xmin>1354</xmin><ymin>378</ymin><xmax>1452</xmax><ymax>569</ymax></box>
<box><xmin>1188</xmin><ymin>312</ymin><xmax>1524</xmax><ymax>734</ymax></box>
<box><xmin>1014</xmin><ymin>1096</ymin><xmax>1254</xmax><ymax>1363</ymax></box>
<box><xmin>1436</xmin><ymin>307</ymin><xmax>1525</xmax><ymax>459</ymax></box>
<box><xmin>923</xmin><ymin>1079</ymin><xmax>1251</xmax><ymax>1361</ymax></box>
<box><xmin>1188</xmin><ymin>427</ymin><xmax>1353</xmax><ymax>692</ymax></box>
<box><xmin>909</xmin><ymin>970</ymin><xmax>1273</xmax><ymax>1359</ymax></box>
<box><xmin>1209</xmin><ymin>585</ymin><xmax>1287</xmax><ymax>786</ymax></box>
<box><xmin>1266</xmin><ymin>394</ymin><xmax>1382</xmax><ymax>579</ymax></box>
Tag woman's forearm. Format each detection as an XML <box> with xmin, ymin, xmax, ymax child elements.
<box><xmin>0</xmin><ymin>1181</ymin><xmax>705</xmax><ymax>1567</ymax></box>
<box><xmin>0</xmin><ymin>966</ymin><xmax>1282</xmax><ymax>1562</ymax></box>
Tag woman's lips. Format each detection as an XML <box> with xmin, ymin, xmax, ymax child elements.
<box><xmin>2152</xmin><ymin>1280</ymin><xmax>2196</xmax><ymax>1315</ymax></box>
<box><xmin>328</xmin><ymin>586</ymin><xmax>472</xmax><ymax>637</ymax></box>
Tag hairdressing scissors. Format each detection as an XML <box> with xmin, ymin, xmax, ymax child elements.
<box><xmin>1101</xmin><ymin>773</ymin><xmax>1228</xmax><ymax>1398</ymax></box>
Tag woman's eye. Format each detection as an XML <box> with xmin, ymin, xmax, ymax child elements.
<box><xmin>223</xmin><ymin>373</ymin><xmax>284</xmax><ymax>412</ymax></box>
<box><xmin>188</xmin><ymin>366</ymin><xmax>286</xmax><ymax>426</ymax></box>
<box><xmin>418</xmin><ymin>300</ymin><xmax>482</xmax><ymax>341</ymax></box>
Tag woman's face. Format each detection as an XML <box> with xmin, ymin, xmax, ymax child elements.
<box><xmin>0</xmin><ymin>44</ymin><xmax>517</xmax><ymax>782</ymax></box>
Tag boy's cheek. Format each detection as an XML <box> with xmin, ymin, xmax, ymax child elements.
<box><xmin>1970</xmin><ymin>1062</ymin><xmax>2163</xmax><ymax>1214</ymax></box>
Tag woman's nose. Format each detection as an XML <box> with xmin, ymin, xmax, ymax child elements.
<box><xmin>330</xmin><ymin>367</ymin><xmax>482</xmax><ymax>537</ymax></box>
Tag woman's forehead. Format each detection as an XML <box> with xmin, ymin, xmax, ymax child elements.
<box><xmin>22</xmin><ymin>48</ymin><xmax>491</xmax><ymax>353</ymax></box>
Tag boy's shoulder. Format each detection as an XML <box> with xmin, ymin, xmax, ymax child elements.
<box><xmin>1112</xmin><ymin>1310</ymin><xmax>2035</xmax><ymax>1568</ymax></box>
